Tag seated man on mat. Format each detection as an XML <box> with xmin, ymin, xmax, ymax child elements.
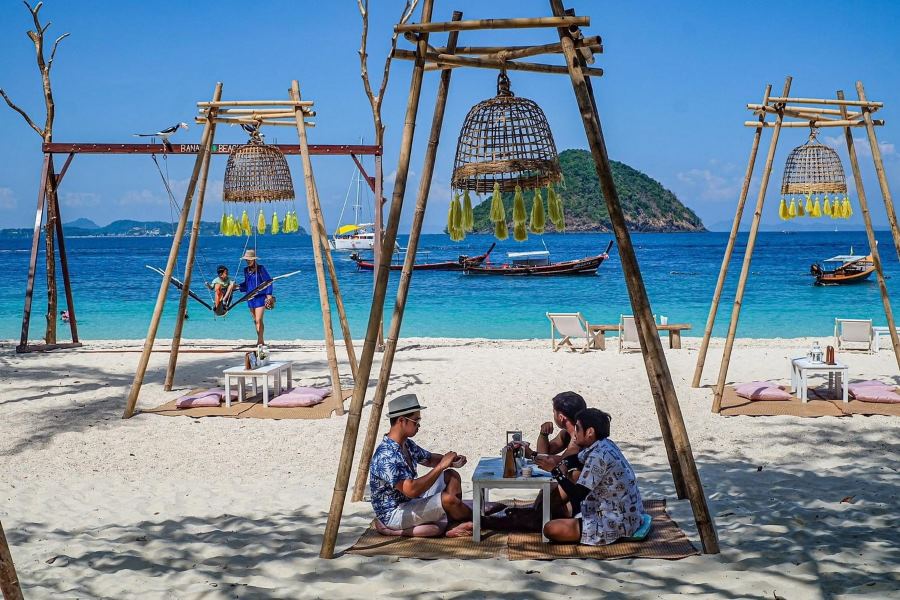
<box><xmin>369</xmin><ymin>393</ymin><xmax>474</xmax><ymax>537</ymax></box>
<box><xmin>543</xmin><ymin>408</ymin><xmax>647</xmax><ymax>545</ymax></box>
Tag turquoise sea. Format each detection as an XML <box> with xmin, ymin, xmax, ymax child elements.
<box><xmin>1</xmin><ymin>231</ymin><xmax>898</xmax><ymax>341</ymax></box>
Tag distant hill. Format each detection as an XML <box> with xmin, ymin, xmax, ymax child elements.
<box><xmin>0</xmin><ymin>219</ymin><xmax>307</xmax><ymax>238</ymax></box>
<box><xmin>471</xmin><ymin>149</ymin><xmax>705</xmax><ymax>233</ymax></box>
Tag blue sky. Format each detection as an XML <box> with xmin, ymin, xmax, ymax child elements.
<box><xmin>2</xmin><ymin>0</ymin><xmax>899</xmax><ymax>232</ymax></box>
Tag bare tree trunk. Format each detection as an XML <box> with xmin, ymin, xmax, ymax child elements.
<box><xmin>44</xmin><ymin>159</ymin><xmax>58</xmax><ymax>343</ymax></box>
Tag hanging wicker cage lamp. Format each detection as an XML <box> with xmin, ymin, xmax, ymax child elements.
<box><xmin>778</xmin><ymin>127</ymin><xmax>853</xmax><ymax>221</ymax></box>
<box><xmin>220</xmin><ymin>125</ymin><xmax>301</xmax><ymax>236</ymax></box>
<box><xmin>448</xmin><ymin>71</ymin><xmax>564</xmax><ymax>242</ymax></box>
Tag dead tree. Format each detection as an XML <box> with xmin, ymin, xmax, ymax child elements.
<box><xmin>1</xmin><ymin>1</ymin><xmax>69</xmax><ymax>345</ymax></box>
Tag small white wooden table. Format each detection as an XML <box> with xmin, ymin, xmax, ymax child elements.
<box><xmin>873</xmin><ymin>326</ymin><xmax>900</xmax><ymax>352</ymax></box>
<box><xmin>472</xmin><ymin>456</ymin><xmax>555</xmax><ymax>543</ymax></box>
<box><xmin>790</xmin><ymin>356</ymin><xmax>849</xmax><ymax>403</ymax></box>
<box><xmin>223</xmin><ymin>361</ymin><xmax>292</xmax><ymax>408</ymax></box>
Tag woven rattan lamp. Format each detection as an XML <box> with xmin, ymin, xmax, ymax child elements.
<box><xmin>779</xmin><ymin>128</ymin><xmax>852</xmax><ymax>220</ymax></box>
<box><xmin>221</xmin><ymin>126</ymin><xmax>300</xmax><ymax>235</ymax></box>
<box><xmin>448</xmin><ymin>71</ymin><xmax>565</xmax><ymax>242</ymax></box>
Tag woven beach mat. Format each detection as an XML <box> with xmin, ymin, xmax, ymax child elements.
<box><xmin>346</xmin><ymin>499</ymin><xmax>696</xmax><ymax>561</ymax></box>
<box><xmin>507</xmin><ymin>499</ymin><xmax>698</xmax><ymax>561</ymax></box>
<box><xmin>142</xmin><ymin>388</ymin><xmax>352</xmax><ymax>420</ymax></box>
<box><xmin>807</xmin><ymin>386</ymin><xmax>900</xmax><ymax>417</ymax></box>
<box><xmin>718</xmin><ymin>385</ymin><xmax>845</xmax><ymax>417</ymax></box>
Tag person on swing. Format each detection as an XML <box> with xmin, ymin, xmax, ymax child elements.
<box><xmin>207</xmin><ymin>265</ymin><xmax>236</xmax><ymax>315</ymax></box>
<box><xmin>239</xmin><ymin>249</ymin><xmax>274</xmax><ymax>345</ymax></box>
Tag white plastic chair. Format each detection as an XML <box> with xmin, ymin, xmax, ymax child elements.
<box><xmin>546</xmin><ymin>312</ymin><xmax>591</xmax><ymax>353</ymax></box>
<box><xmin>834</xmin><ymin>318</ymin><xmax>873</xmax><ymax>353</ymax></box>
<box><xmin>619</xmin><ymin>315</ymin><xmax>641</xmax><ymax>353</ymax></box>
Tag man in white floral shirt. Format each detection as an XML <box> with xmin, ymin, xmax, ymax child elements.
<box><xmin>543</xmin><ymin>408</ymin><xmax>646</xmax><ymax>545</ymax></box>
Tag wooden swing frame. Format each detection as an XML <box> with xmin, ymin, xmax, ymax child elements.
<box><xmin>319</xmin><ymin>0</ymin><xmax>720</xmax><ymax>558</ymax></box>
<box><xmin>690</xmin><ymin>77</ymin><xmax>900</xmax><ymax>413</ymax></box>
<box><xmin>121</xmin><ymin>81</ymin><xmax>370</xmax><ymax>419</ymax></box>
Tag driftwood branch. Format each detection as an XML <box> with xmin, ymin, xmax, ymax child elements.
<box><xmin>48</xmin><ymin>32</ymin><xmax>69</xmax><ymax>71</ymax></box>
<box><xmin>0</xmin><ymin>89</ymin><xmax>43</xmax><ymax>136</ymax></box>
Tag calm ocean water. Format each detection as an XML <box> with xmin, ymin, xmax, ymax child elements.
<box><xmin>1</xmin><ymin>231</ymin><xmax>898</xmax><ymax>341</ymax></box>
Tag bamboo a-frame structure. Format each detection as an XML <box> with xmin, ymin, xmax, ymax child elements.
<box><xmin>691</xmin><ymin>77</ymin><xmax>900</xmax><ymax>413</ymax></box>
<box><xmin>320</xmin><ymin>0</ymin><xmax>720</xmax><ymax>558</ymax></box>
<box><xmin>122</xmin><ymin>81</ymin><xmax>359</xmax><ymax>419</ymax></box>
<box><xmin>0</xmin><ymin>519</ymin><xmax>24</xmax><ymax>600</ymax></box>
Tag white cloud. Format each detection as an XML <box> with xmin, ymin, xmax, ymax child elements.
<box><xmin>675</xmin><ymin>168</ymin><xmax>739</xmax><ymax>201</ymax></box>
<box><xmin>117</xmin><ymin>189</ymin><xmax>167</xmax><ymax>206</ymax></box>
<box><xmin>823</xmin><ymin>135</ymin><xmax>895</xmax><ymax>158</ymax></box>
<box><xmin>0</xmin><ymin>187</ymin><xmax>16</xmax><ymax>210</ymax></box>
<box><xmin>62</xmin><ymin>192</ymin><xmax>101</xmax><ymax>208</ymax></box>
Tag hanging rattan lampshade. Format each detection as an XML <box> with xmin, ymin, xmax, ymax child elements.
<box><xmin>452</xmin><ymin>71</ymin><xmax>562</xmax><ymax>194</ymax></box>
<box><xmin>223</xmin><ymin>129</ymin><xmax>295</xmax><ymax>203</ymax></box>
<box><xmin>781</xmin><ymin>128</ymin><xmax>847</xmax><ymax>197</ymax></box>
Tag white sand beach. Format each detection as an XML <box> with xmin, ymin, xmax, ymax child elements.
<box><xmin>1</xmin><ymin>336</ymin><xmax>898</xmax><ymax>599</ymax></box>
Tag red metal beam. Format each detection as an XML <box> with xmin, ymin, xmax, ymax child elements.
<box><xmin>42</xmin><ymin>143</ymin><xmax>382</xmax><ymax>155</ymax></box>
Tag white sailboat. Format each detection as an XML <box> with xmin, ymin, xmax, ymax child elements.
<box><xmin>330</xmin><ymin>162</ymin><xmax>376</xmax><ymax>252</ymax></box>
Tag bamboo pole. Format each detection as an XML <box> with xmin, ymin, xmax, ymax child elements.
<box><xmin>767</xmin><ymin>96</ymin><xmax>882</xmax><ymax>108</ymax></box>
<box><xmin>747</xmin><ymin>103</ymin><xmax>861</xmax><ymax>118</ymax></box>
<box><xmin>393</xmin><ymin>48</ymin><xmax>604</xmax><ymax>77</ymax></box>
<box><xmin>198</xmin><ymin>100</ymin><xmax>314</xmax><ymax>107</ymax></box>
<box><xmin>163</xmin><ymin>110</ymin><xmax>219</xmax><ymax>391</ymax></box>
<box><xmin>291</xmin><ymin>81</ymin><xmax>345</xmax><ymax>415</ymax></box>
<box><xmin>433</xmin><ymin>36</ymin><xmax>601</xmax><ymax>56</ymax></box>
<box><xmin>551</xmin><ymin>0</ymin><xmax>717</xmax><ymax>553</ymax></box>
<box><xmin>320</xmin><ymin>0</ymin><xmax>435</xmax><ymax>560</ymax></box>
<box><xmin>712</xmin><ymin>77</ymin><xmax>792</xmax><ymax>414</ymax></box>
<box><xmin>18</xmin><ymin>154</ymin><xmax>50</xmax><ymax>352</ymax></box>
<box><xmin>838</xmin><ymin>90</ymin><xmax>900</xmax><ymax>371</ymax></box>
<box><xmin>211</xmin><ymin>108</ymin><xmax>315</xmax><ymax>115</ymax></box>
<box><xmin>50</xmin><ymin>156</ymin><xmax>80</xmax><ymax>344</ymax></box>
<box><xmin>396</xmin><ymin>15</ymin><xmax>587</xmax><ymax>33</ymax></box>
<box><xmin>195</xmin><ymin>117</ymin><xmax>316</xmax><ymax>127</ymax></box>
<box><xmin>744</xmin><ymin>119</ymin><xmax>880</xmax><ymax>128</ymax></box>
<box><xmin>0</xmin><ymin>519</ymin><xmax>23</xmax><ymax>600</ymax></box>
<box><xmin>122</xmin><ymin>82</ymin><xmax>223</xmax><ymax>419</ymax></box>
<box><xmin>857</xmin><ymin>82</ymin><xmax>900</xmax><ymax>264</ymax></box>
<box><xmin>691</xmin><ymin>85</ymin><xmax>771</xmax><ymax>388</ymax></box>
<box><xmin>351</xmin><ymin>10</ymin><xmax>464</xmax><ymax>504</ymax></box>
<box><xmin>550</xmin><ymin>0</ymin><xmax>710</xmax><ymax>548</ymax></box>
<box><xmin>374</xmin><ymin>154</ymin><xmax>386</xmax><ymax>352</ymax></box>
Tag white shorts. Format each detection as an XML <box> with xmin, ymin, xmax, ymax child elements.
<box><xmin>383</xmin><ymin>473</ymin><xmax>447</xmax><ymax>529</ymax></box>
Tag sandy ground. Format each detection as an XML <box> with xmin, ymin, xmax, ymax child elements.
<box><xmin>1</xmin><ymin>335</ymin><xmax>898</xmax><ymax>599</ymax></box>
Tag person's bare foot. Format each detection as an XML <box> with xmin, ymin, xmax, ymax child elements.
<box><xmin>444</xmin><ymin>521</ymin><xmax>474</xmax><ymax>538</ymax></box>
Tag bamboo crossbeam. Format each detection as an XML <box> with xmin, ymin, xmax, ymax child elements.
<box><xmin>394</xmin><ymin>48</ymin><xmax>604</xmax><ymax>77</ymax></box>
<box><xmin>767</xmin><ymin>96</ymin><xmax>882</xmax><ymax>108</ymax></box>
<box><xmin>750</xmin><ymin>105</ymin><xmax>863</xmax><ymax>123</ymax></box>
<box><xmin>43</xmin><ymin>143</ymin><xmax>381</xmax><ymax>155</ymax></box>
<box><xmin>396</xmin><ymin>15</ymin><xmax>588</xmax><ymax>33</ymax></box>
<box><xmin>744</xmin><ymin>119</ymin><xmax>881</xmax><ymax>128</ymax></box>
<box><xmin>208</xmin><ymin>109</ymin><xmax>315</xmax><ymax>117</ymax></box>
<box><xmin>195</xmin><ymin>117</ymin><xmax>316</xmax><ymax>127</ymax></box>
<box><xmin>434</xmin><ymin>35</ymin><xmax>602</xmax><ymax>55</ymax></box>
<box><xmin>197</xmin><ymin>100</ymin><xmax>314</xmax><ymax>107</ymax></box>
<box><xmin>747</xmin><ymin>103</ymin><xmax>860</xmax><ymax>118</ymax></box>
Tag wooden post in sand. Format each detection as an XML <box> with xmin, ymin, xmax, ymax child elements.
<box><xmin>350</xmin><ymin>10</ymin><xmax>464</xmax><ymax>504</ymax></box>
<box><xmin>711</xmin><ymin>78</ymin><xmax>792</xmax><ymax>414</ymax></box>
<box><xmin>550</xmin><ymin>0</ymin><xmax>718</xmax><ymax>553</ymax></box>
<box><xmin>291</xmin><ymin>81</ymin><xmax>345</xmax><ymax>413</ymax></box>
<box><xmin>123</xmin><ymin>83</ymin><xmax>223</xmax><ymax>419</ymax></box>
<box><xmin>692</xmin><ymin>84</ymin><xmax>771</xmax><ymax>388</ymax></box>
<box><xmin>320</xmin><ymin>0</ymin><xmax>435</xmax><ymax>559</ymax></box>
<box><xmin>838</xmin><ymin>90</ymin><xmax>900</xmax><ymax>370</ymax></box>
<box><xmin>164</xmin><ymin>110</ymin><xmax>220</xmax><ymax>391</ymax></box>
<box><xmin>0</xmin><ymin>520</ymin><xmax>23</xmax><ymax>600</ymax></box>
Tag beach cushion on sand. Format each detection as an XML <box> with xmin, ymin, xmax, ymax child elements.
<box><xmin>851</xmin><ymin>386</ymin><xmax>900</xmax><ymax>404</ymax></box>
<box><xmin>848</xmin><ymin>380</ymin><xmax>893</xmax><ymax>396</ymax></box>
<box><xmin>268</xmin><ymin>389</ymin><xmax>325</xmax><ymax>408</ymax></box>
<box><xmin>288</xmin><ymin>386</ymin><xmax>331</xmax><ymax>399</ymax></box>
<box><xmin>176</xmin><ymin>387</ymin><xmax>235</xmax><ymax>408</ymax></box>
<box><xmin>374</xmin><ymin>519</ymin><xmax>446</xmax><ymax>538</ymax></box>
<box><xmin>734</xmin><ymin>381</ymin><xmax>791</xmax><ymax>401</ymax></box>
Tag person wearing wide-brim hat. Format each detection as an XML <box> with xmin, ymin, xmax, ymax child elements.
<box><xmin>238</xmin><ymin>248</ymin><xmax>275</xmax><ymax>345</ymax></box>
<box><xmin>367</xmin><ymin>394</ymin><xmax>475</xmax><ymax>537</ymax></box>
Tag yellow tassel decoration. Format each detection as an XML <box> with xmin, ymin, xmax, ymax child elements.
<box><xmin>796</xmin><ymin>197</ymin><xmax>806</xmax><ymax>217</ymax></box>
<box><xmin>241</xmin><ymin>210</ymin><xmax>251</xmax><ymax>236</ymax></box>
<box><xmin>283</xmin><ymin>211</ymin><xmax>293</xmax><ymax>233</ymax></box>
<box><xmin>462</xmin><ymin>190</ymin><xmax>474</xmax><ymax>232</ymax></box>
<box><xmin>512</xmin><ymin>185</ymin><xmax>526</xmax><ymax>226</ymax></box>
<box><xmin>832</xmin><ymin>198</ymin><xmax>840</xmax><ymax>219</ymax></box>
<box><xmin>257</xmin><ymin>210</ymin><xmax>267</xmax><ymax>234</ymax></box>
<box><xmin>804</xmin><ymin>195</ymin><xmax>813</xmax><ymax>216</ymax></box>
<box><xmin>788</xmin><ymin>199</ymin><xmax>797</xmax><ymax>218</ymax></box>
<box><xmin>513</xmin><ymin>221</ymin><xmax>528</xmax><ymax>242</ymax></box>
<box><xmin>811</xmin><ymin>199</ymin><xmax>822</xmax><ymax>218</ymax></box>
<box><xmin>530</xmin><ymin>188</ymin><xmax>546</xmax><ymax>234</ymax></box>
<box><xmin>494</xmin><ymin>219</ymin><xmax>509</xmax><ymax>241</ymax></box>
<box><xmin>220</xmin><ymin>213</ymin><xmax>227</xmax><ymax>235</ymax></box>
<box><xmin>271</xmin><ymin>212</ymin><xmax>280</xmax><ymax>234</ymax></box>
<box><xmin>778</xmin><ymin>198</ymin><xmax>788</xmax><ymax>220</ymax></box>
<box><xmin>823</xmin><ymin>196</ymin><xmax>832</xmax><ymax>216</ymax></box>
<box><xmin>489</xmin><ymin>182</ymin><xmax>505</xmax><ymax>223</ymax></box>
<box><xmin>841</xmin><ymin>197</ymin><xmax>851</xmax><ymax>219</ymax></box>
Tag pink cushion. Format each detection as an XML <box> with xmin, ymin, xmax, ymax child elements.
<box><xmin>268</xmin><ymin>391</ymin><xmax>324</xmax><ymax>408</ymax></box>
<box><xmin>374</xmin><ymin>519</ymin><xmax>445</xmax><ymax>538</ymax></box>
<box><xmin>286</xmin><ymin>386</ymin><xmax>331</xmax><ymax>399</ymax></box>
<box><xmin>851</xmin><ymin>386</ymin><xmax>900</xmax><ymax>404</ymax></box>
<box><xmin>734</xmin><ymin>381</ymin><xmax>791</xmax><ymax>401</ymax></box>
<box><xmin>176</xmin><ymin>387</ymin><xmax>237</xmax><ymax>408</ymax></box>
<box><xmin>848</xmin><ymin>380</ymin><xmax>893</xmax><ymax>397</ymax></box>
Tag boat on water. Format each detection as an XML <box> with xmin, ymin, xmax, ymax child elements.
<box><xmin>330</xmin><ymin>223</ymin><xmax>376</xmax><ymax>251</ymax></box>
<box><xmin>350</xmin><ymin>243</ymin><xmax>495</xmax><ymax>271</ymax></box>
<box><xmin>810</xmin><ymin>250</ymin><xmax>875</xmax><ymax>285</ymax></box>
<box><xmin>464</xmin><ymin>241</ymin><xmax>614</xmax><ymax>276</ymax></box>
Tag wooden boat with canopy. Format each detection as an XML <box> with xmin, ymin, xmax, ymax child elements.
<box><xmin>810</xmin><ymin>250</ymin><xmax>875</xmax><ymax>285</ymax></box>
<box><xmin>350</xmin><ymin>242</ymin><xmax>494</xmax><ymax>271</ymax></box>
<box><xmin>465</xmin><ymin>240</ymin><xmax>613</xmax><ymax>276</ymax></box>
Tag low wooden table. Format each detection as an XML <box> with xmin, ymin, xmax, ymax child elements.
<box><xmin>472</xmin><ymin>456</ymin><xmax>555</xmax><ymax>543</ymax></box>
<box><xmin>790</xmin><ymin>356</ymin><xmax>848</xmax><ymax>403</ymax></box>
<box><xmin>223</xmin><ymin>361</ymin><xmax>292</xmax><ymax>408</ymax></box>
<box><xmin>588</xmin><ymin>323</ymin><xmax>692</xmax><ymax>350</ymax></box>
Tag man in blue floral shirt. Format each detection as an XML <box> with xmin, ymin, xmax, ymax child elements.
<box><xmin>369</xmin><ymin>394</ymin><xmax>474</xmax><ymax>536</ymax></box>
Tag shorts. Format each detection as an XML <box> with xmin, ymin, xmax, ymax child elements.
<box><xmin>383</xmin><ymin>473</ymin><xmax>447</xmax><ymax>529</ymax></box>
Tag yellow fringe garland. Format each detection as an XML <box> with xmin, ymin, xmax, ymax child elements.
<box><xmin>530</xmin><ymin>188</ymin><xmax>546</xmax><ymax>234</ymax></box>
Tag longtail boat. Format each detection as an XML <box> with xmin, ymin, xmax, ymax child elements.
<box><xmin>810</xmin><ymin>250</ymin><xmax>875</xmax><ymax>285</ymax></box>
<box><xmin>464</xmin><ymin>241</ymin><xmax>614</xmax><ymax>276</ymax></box>
<box><xmin>350</xmin><ymin>243</ymin><xmax>495</xmax><ymax>271</ymax></box>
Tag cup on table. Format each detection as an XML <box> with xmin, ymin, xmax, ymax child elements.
<box><xmin>521</xmin><ymin>466</ymin><xmax>533</xmax><ymax>477</ymax></box>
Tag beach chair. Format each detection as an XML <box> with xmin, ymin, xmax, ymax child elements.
<box><xmin>834</xmin><ymin>318</ymin><xmax>874</xmax><ymax>353</ymax></box>
<box><xmin>546</xmin><ymin>312</ymin><xmax>592</xmax><ymax>353</ymax></box>
<box><xmin>619</xmin><ymin>315</ymin><xmax>641</xmax><ymax>353</ymax></box>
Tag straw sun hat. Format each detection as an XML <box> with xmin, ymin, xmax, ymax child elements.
<box><xmin>241</xmin><ymin>249</ymin><xmax>260</xmax><ymax>261</ymax></box>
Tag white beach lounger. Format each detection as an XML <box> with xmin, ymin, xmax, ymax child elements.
<box><xmin>546</xmin><ymin>312</ymin><xmax>592</xmax><ymax>353</ymax></box>
<box><xmin>619</xmin><ymin>315</ymin><xmax>641</xmax><ymax>353</ymax></box>
<box><xmin>834</xmin><ymin>318</ymin><xmax>874</xmax><ymax>353</ymax></box>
